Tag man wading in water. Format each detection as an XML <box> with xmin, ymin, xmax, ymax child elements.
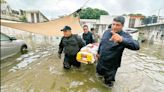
<box><xmin>96</xmin><ymin>16</ymin><xmax>140</xmax><ymax>87</ymax></box>
<box><xmin>58</xmin><ymin>26</ymin><xmax>85</xmax><ymax>69</ymax></box>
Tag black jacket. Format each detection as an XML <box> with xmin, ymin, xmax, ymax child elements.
<box><xmin>97</xmin><ymin>29</ymin><xmax>140</xmax><ymax>69</ymax></box>
<box><xmin>82</xmin><ymin>31</ymin><xmax>94</xmax><ymax>45</ymax></box>
<box><xmin>58</xmin><ymin>34</ymin><xmax>85</xmax><ymax>56</ymax></box>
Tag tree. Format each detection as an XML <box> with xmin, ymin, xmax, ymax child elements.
<box><xmin>78</xmin><ymin>7</ymin><xmax>109</xmax><ymax>19</ymax></box>
<box><xmin>19</xmin><ymin>16</ymin><xmax>27</xmax><ymax>22</ymax></box>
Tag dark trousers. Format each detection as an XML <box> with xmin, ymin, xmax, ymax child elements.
<box><xmin>96</xmin><ymin>62</ymin><xmax>118</xmax><ymax>84</ymax></box>
<box><xmin>63</xmin><ymin>55</ymin><xmax>81</xmax><ymax>69</ymax></box>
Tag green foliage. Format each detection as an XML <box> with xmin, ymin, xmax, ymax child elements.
<box><xmin>78</xmin><ymin>7</ymin><xmax>109</xmax><ymax>19</ymax></box>
<box><xmin>19</xmin><ymin>16</ymin><xmax>27</xmax><ymax>22</ymax></box>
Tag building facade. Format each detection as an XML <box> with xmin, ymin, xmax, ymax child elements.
<box><xmin>1</xmin><ymin>0</ymin><xmax>20</xmax><ymax>21</ymax></box>
<box><xmin>89</xmin><ymin>15</ymin><xmax>144</xmax><ymax>36</ymax></box>
<box><xmin>135</xmin><ymin>23</ymin><xmax>164</xmax><ymax>45</ymax></box>
<box><xmin>1</xmin><ymin>0</ymin><xmax>49</xmax><ymax>23</ymax></box>
<box><xmin>20</xmin><ymin>10</ymin><xmax>49</xmax><ymax>23</ymax></box>
<box><xmin>80</xmin><ymin>19</ymin><xmax>98</xmax><ymax>29</ymax></box>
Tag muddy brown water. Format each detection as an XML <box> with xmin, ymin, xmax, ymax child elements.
<box><xmin>1</xmin><ymin>38</ymin><xmax>164</xmax><ymax>92</ymax></box>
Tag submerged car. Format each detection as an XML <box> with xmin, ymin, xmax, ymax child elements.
<box><xmin>0</xmin><ymin>32</ymin><xmax>28</xmax><ymax>60</ymax></box>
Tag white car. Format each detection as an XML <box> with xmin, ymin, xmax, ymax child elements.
<box><xmin>0</xmin><ymin>32</ymin><xmax>28</xmax><ymax>60</ymax></box>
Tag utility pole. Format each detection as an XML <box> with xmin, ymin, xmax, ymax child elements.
<box><xmin>157</xmin><ymin>8</ymin><xmax>161</xmax><ymax>23</ymax></box>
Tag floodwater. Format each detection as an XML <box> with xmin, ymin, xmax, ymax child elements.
<box><xmin>1</xmin><ymin>34</ymin><xmax>164</xmax><ymax>92</ymax></box>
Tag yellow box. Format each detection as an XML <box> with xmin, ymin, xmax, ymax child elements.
<box><xmin>76</xmin><ymin>51</ymin><xmax>95</xmax><ymax>64</ymax></box>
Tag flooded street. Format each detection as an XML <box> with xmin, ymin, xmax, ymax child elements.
<box><xmin>1</xmin><ymin>27</ymin><xmax>164</xmax><ymax>92</ymax></box>
<box><xmin>1</xmin><ymin>45</ymin><xmax>110</xmax><ymax>92</ymax></box>
<box><xmin>113</xmin><ymin>43</ymin><xmax>164</xmax><ymax>92</ymax></box>
<box><xmin>1</xmin><ymin>39</ymin><xmax>164</xmax><ymax>92</ymax></box>
<box><xmin>1</xmin><ymin>0</ymin><xmax>164</xmax><ymax>91</ymax></box>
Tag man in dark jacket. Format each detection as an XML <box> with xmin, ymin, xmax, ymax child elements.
<box><xmin>96</xmin><ymin>16</ymin><xmax>140</xmax><ymax>87</ymax></box>
<box><xmin>82</xmin><ymin>25</ymin><xmax>94</xmax><ymax>45</ymax></box>
<box><xmin>58</xmin><ymin>26</ymin><xmax>85</xmax><ymax>69</ymax></box>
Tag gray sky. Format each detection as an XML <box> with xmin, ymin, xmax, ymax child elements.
<box><xmin>6</xmin><ymin>0</ymin><xmax>164</xmax><ymax>19</ymax></box>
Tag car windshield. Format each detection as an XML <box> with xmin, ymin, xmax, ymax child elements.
<box><xmin>0</xmin><ymin>33</ymin><xmax>10</xmax><ymax>41</ymax></box>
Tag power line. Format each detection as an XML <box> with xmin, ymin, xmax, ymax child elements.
<box><xmin>80</xmin><ymin>0</ymin><xmax>91</xmax><ymax>9</ymax></box>
<box><xmin>55</xmin><ymin>0</ymin><xmax>69</xmax><ymax>14</ymax></box>
<box><xmin>70</xmin><ymin>0</ymin><xmax>91</xmax><ymax>15</ymax></box>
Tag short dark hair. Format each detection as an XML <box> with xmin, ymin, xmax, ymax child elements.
<box><xmin>91</xmin><ymin>28</ymin><xmax>95</xmax><ymax>31</ymax></box>
<box><xmin>83</xmin><ymin>25</ymin><xmax>88</xmax><ymax>28</ymax></box>
<box><xmin>108</xmin><ymin>24</ymin><xmax>112</xmax><ymax>28</ymax></box>
<box><xmin>113</xmin><ymin>16</ymin><xmax>125</xmax><ymax>25</ymax></box>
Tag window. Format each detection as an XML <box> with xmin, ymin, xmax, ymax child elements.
<box><xmin>36</xmin><ymin>13</ymin><xmax>40</xmax><ymax>22</ymax></box>
<box><xmin>31</xmin><ymin>13</ymin><xmax>34</xmax><ymax>23</ymax></box>
<box><xmin>129</xmin><ymin>18</ymin><xmax>136</xmax><ymax>28</ymax></box>
<box><xmin>0</xmin><ymin>34</ymin><xmax>10</xmax><ymax>41</ymax></box>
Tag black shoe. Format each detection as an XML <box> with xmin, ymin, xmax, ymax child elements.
<box><xmin>105</xmin><ymin>81</ymin><xmax>113</xmax><ymax>87</ymax></box>
<box><xmin>63</xmin><ymin>65</ymin><xmax>71</xmax><ymax>69</ymax></box>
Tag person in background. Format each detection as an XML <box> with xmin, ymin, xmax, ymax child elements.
<box><xmin>91</xmin><ymin>28</ymin><xmax>100</xmax><ymax>43</ymax></box>
<box><xmin>82</xmin><ymin>25</ymin><xmax>94</xmax><ymax>45</ymax></box>
<box><xmin>96</xmin><ymin>16</ymin><xmax>140</xmax><ymax>87</ymax></box>
<box><xmin>108</xmin><ymin>24</ymin><xmax>112</xmax><ymax>30</ymax></box>
<box><xmin>58</xmin><ymin>26</ymin><xmax>85</xmax><ymax>69</ymax></box>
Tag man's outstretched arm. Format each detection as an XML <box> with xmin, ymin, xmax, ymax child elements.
<box><xmin>121</xmin><ymin>34</ymin><xmax>140</xmax><ymax>50</ymax></box>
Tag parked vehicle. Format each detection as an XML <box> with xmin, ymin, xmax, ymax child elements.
<box><xmin>0</xmin><ymin>32</ymin><xmax>28</xmax><ymax>60</ymax></box>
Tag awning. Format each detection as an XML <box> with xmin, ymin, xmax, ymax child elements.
<box><xmin>1</xmin><ymin>15</ymin><xmax>83</xmax><ymax>36</ymax></box>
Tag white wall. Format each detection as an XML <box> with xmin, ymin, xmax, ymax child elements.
<box><xmin>39</xmin><ymin>13</ymin><xmax>48</xmax><ymax>22</ymax></box>
<box><xmin>25</xmin><ymin>11</ymin><xmax>48</xmax><ymax>23</ymax></box>
<box><xmin>1</xmin><ymin>2</ymin><xmax>20</xmax><ymax>21</ymax></box>
<box><xmin>100</xmin><ymin>15</ymin><xmax>115</xmax><ymax>24</ymax></box>
<box><xmin>99</xmin><ymin>15</ymin><xmax>130</xmax><ymax>28</ymax></box>
<box><xmin>80</xmin><ymin>19</ymin><xmax>98</xmax><ymax>29</ymax></box>
<box><xmin>1</xmin><ymin>25</ymin><xmax>60</xmax><ymax>50</ymax></box>
<box><xmin>124</xmin><ymin>16</ymin><xmax>130</xmax><ymax>28</ymax></box>
<box><xmin>134</xmin><ymin>18</ymin><xmax>142</xmax><ymax>27</ymax></box>
<box><xmin>25</xmin><ymin>13</ymin><xmax>32</xmax><ymax>22</ymax></box>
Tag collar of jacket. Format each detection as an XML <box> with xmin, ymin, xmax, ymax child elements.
<box><xmin>64</xmin><ymin>34</ymin><xmax>73</xmax><ymax>39</ymax></box>
<box><xmin>116</xmin><ymin>30</ymin><xmax>123</xmax><ymax>35</ymax></box>
<box><xmin>84</xmin><ymin>31</ymin><xmax>91</xmax><ymax>35</ymax></box>
<box><xmin>108</xmin><ymin>29</ymin><xmax>123</xmax><ymax>35</ymax></box>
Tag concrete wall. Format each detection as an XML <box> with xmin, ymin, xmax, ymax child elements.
<box><xmin>100</xmin><ymin>15</ymin><xmax>115</xmax><ymax>24</ymax></box>
<box><xmin>1</xmin><ymin>2</ymin><xmax>20</xmax><ymax>21</ymax></box>
<box><xmin>99</xmin><ymin>15</ymin><xmax>132</xmax><ymax>28</ymax></box>
<box><xmin>134</xmin><ymin>18</ymin><xmax>142</xmax><ymax>27</ymax></box>
<box><xmin>25</xmin><ymin>11</ymin><xmax>48</xmax><ymax>23</ymax></box>
<box><xmin>137</xmin><ymin>24</ymin><xmax>164</xmax><ymax>45</ymax></box>
<box><xmin>80</xmin><ymin>19</ymin><xmax>98</xmax><ymax>30</ymax></box>
<box><xmin>1</xmin><ymin>25</ymin><xmax>60</xmax><ymax>50</ymax></box>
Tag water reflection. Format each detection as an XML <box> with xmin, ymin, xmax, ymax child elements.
<box><xmin>139</xmin><ymin>42</ymin><xmax>164</xmax><ymax>60</ymax></box>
